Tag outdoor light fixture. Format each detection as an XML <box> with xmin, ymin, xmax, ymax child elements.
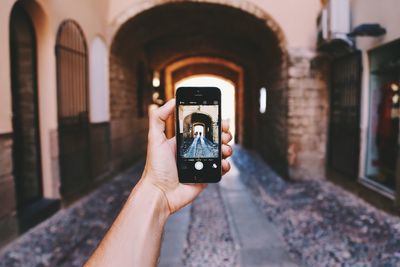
<box><xmin>152</xmin><ymin>71</ymin><xmax>160</xmax><ymax>87</ymax></box>
<box><xmin>347</xmin><ymin>23</ymin><xmax>386</xmax><ymax>37</ymax></box>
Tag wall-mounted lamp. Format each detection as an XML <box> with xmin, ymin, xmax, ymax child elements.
<box><xmin>347</xmin><ymin>24</ymin><xmax>386</xmax><ymax>37</ymax></box>
<box><xmin>391</xmin><ymin>83</ymin><xmax>399</xmax><ymax>92</ymax></box>
<box><xmin>152</xmin><ymin>71</ymin><xmax>160</xmax><ymax>87</ymax></box>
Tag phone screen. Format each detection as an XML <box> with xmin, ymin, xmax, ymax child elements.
<box><xmin>176</xmin><ymin>87</ymin><xmax>222</xmax><ymax>183</ymax></box>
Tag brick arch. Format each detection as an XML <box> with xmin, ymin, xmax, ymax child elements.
<box><xmin>163</xmin><ymin>56</ymin><xmax>244</xmax><ymax>143</ymax></box>
<box><xmin>110</xmin><ymin>0</ymin><xmax>287</xmax><ymax>56</ymax></box>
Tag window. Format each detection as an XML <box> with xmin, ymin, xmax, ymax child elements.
<box><xmin>259</xmin><ymin>87</ymin><xmax>267</xmax><ymax>114</ymax></box>
<box><xmin>365</xmin><ymin>39</ymin><xmax>400</xmax><ymax>192</ymax></box>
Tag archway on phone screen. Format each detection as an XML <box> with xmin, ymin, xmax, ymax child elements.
<box><xmin>175</xmin><ymin>75</ymin><xmax>235</xmax><ymax>144</ymax></box>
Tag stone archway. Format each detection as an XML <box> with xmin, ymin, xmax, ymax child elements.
<box><xmin>109</xmin><ymin>1</ymin><xmax>289</xmax><ymax>176</ymax></box>
<box><xmin>183</xmin><ymin>112</ymin><xmax>213</xmax><ymax>141</ymax></box>
<box><xmin>163</xmin><ymin>56</ymin><xmax>244</xmax><ymax>141</ymax></box>
<box><xmin>109</xmin><ymin>0</ymin><xmax>287</xmax><ymax>53</ymax></box>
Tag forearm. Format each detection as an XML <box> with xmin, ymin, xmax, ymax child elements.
<box><xmin>85</xmin><ymin>177</ymin><xmax>170</xmax><ymax>267</ymax></box>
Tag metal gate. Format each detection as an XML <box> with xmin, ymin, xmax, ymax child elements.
<box><xmin>10</xmin><ymin>4</ymin><xmax>43</xmax><ymax>209</ymax></box>
<box><xmin>56</xmin><ymin>21</ymin><xmax>91</xmax><ymax>197</ymax></box>
<box><xmin>328</xmin><ymin>51</ymin><xmax>362</xmax><ymax>178</ymax></box>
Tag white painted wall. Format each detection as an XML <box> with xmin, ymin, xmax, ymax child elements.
<box><xmin>351</xmin><ymin>0</ymin><xmax>400</xmax><ymax>51</ymax></box>
<box><xmin>0</xmin><ymin>0</ymin><xmax>109</xmax><ymax>199</ymax></box>
<box><xmin>0</xmin><ymin>0</ymin><xmax>14</xmax><ymax>134</ymax></box>
<box><xmin>89</xmin><ymin>37</ymin><xmax>110</xmax><ymax>123</ymax></box>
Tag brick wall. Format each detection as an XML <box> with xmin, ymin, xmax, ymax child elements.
<box><xmin>256</xmin><ymin>63</ymin><xmax>289</xmax><ymax>178</ymax></box>
<box><xmin>89</xmin><ymin>122</ymin><xmax>111</xmax><ymax>182</ymax></box>
<box><xmin>11</xmin><ymin>35</ymin><xmax>42</xmax><ymax>203</ymax></box>
<box><xmin>109</xmin><ymin>54</ymin><xmax>148</xmax><ymax>171</ymax></box>
<box><xmin>0</xmin><ymin>134</ymin><xmax>18</xmax><ymax>247</ymax></box>
<box><xmin>287</xmin><ymin>49</ymin><xmax>329</xmax><ymax>180</ymax></box>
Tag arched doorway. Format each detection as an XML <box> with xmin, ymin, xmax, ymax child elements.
<box><xmin>9</xmin><ymin>3</ymin><xmax>43</xmax><ymax>211</ymax></box>
<box><xmin>56</xmin><ymin>20</ymin><xmax>91</xmax><ymax>198</ymax></box>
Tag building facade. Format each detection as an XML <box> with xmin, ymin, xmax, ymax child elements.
<box><xmin>2</xmin><ymin>0</ymin><xmax>398</xmax><ymax>249</ymax></box>
<box><xmin>319</xmin><ymin>0</ymin><xmax>400</xmax><ymax>209</ymax></box>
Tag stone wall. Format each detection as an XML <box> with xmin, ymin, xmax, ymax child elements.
<box><xmin>109</xmin><ymin>54</ymin><xmax>148</xmax><ymax>171</ymax></box>
<box><xmin>287</xmin><ymin>49</ymin><xmax>329</xmax><ymax>180</ymax></box>
<box><xmin>257</xmin><ymin>63</ymin><xmax>289</xmax><ymax>178</ymax></box>
<box><xmin>89</xmin><ymin>122</ymin><xmax>111</xmax><ymax>182</ymax></box>
<box><xmin>0</xmin><ymin>133</ymin><xmax>18</xmax><ymax>247</ymax></box>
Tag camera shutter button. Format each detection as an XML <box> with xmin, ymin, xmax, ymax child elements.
<box><xmin>194</xmin><ymin>161</ymin><xmax>203</xmax><ymax>170</ymax></box>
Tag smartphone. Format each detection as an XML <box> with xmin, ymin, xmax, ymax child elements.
<box><xmin>175</xmin><ymin>87</ymin><xmax>222</xmax><ymax>183</ymax></box>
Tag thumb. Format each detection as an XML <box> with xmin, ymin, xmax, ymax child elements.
<box><xmin>149</xmin><ymin>99</ymin><xmax>176</xmax><ymax>141</ymax></box>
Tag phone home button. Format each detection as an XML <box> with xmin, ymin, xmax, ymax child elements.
<box><xmin>194</xmin><ymin>161</ymin><xmax>203</xmax><ymax>170</ymax></box>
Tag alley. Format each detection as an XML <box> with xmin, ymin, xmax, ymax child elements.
<box><xmin>0</xmin><ymin>147</ymin><xmax>399</xmax><ymax>267</ymax></box>
<box><xmin>182</xmin><ymin>137</ymin><xmax>219</xmax><ymax>158</ymax></box>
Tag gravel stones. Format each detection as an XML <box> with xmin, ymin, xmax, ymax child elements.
<box><xmin>0</xmin><ymin>163</ymin><xmax>144</xmax><ymax>267</ymax></box>
<box><xmin>2</xmin><ymin>146</ymin><xmax>400</xmax><ymax>267</ymax></box>
<box><xmin>183</xmin><ymin>184</ymin><xmax>238</xmax><ymax>267</ymax></box>
<box><xmin>232</xmin><ymin>146</ymin><xmax>400</xmax><ymax>267</ymax></box>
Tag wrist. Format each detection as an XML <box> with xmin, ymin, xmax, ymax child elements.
<box><xmin>131</xmin><ymin>177</ymin><xmax>171</xmax><ymax>223</ymax></box>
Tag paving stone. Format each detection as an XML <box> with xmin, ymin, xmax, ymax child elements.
<box><xmin>183</xmin><ymin>184</ymin><xmax>237</xmax><ymax>267</ymax></box>
<box><xmin>1</xmin><ymin>146</ymin><xmax>399</xmax><ymax>267</ymax></box>
<box><xmin>232</xmin><ymin>146</ymin><xmax>400</xmax><ymax>267</ymax></box>
<box><xmin>0</xmin><ymin>162</ymin><xmax>145</xmax><ymax>267</ymax></box>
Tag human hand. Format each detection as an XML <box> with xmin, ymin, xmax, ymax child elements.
<box><xmin>141</xmin><ymin>98</ymin><xmax>233</xmax><ymax>215</ymax></box>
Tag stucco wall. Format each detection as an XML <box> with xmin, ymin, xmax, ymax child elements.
<box><xmin>0</xmin><ymin>0</ymin><xmax>109</xmax><ymax>199</ymax></box>
<box><xmin>351</xmin><ymin>0</ymin><xmax>400</xmax><ymax>51</ymax></box>
<box><xmin>107</xmin><ymin>0</ymin><xmax>320</xmax><ymax>49</ymax></box>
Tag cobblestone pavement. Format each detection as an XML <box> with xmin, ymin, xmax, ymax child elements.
<box><xmin>0</xmin><ymin>162</ymin><xmax>145</xmax><ymax>267</ymax></box>
<box><xmin>232</xmin><ymin>146</ymin><xmax>400</xmax><ymax>267</ymax></box>
<box><xmin>1</xmin><ymin>146</ymin><xmax>400</xmax><ymax>267</ymax></box>
<box><xmin>183</xmin><ymin>184</ymin><xmax>237</xmax><ymax>267</ymax></box>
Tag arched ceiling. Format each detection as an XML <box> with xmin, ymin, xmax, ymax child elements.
<box><xmin>111</xmin><ymin>2</ymin><xmax>284</xmax><ymax>76</ymax></box>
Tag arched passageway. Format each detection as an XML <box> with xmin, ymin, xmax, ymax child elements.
<box><xmin>110</xmin><ymin>2</ymin><xmax>288</xmax><ymax>176</ymax></box>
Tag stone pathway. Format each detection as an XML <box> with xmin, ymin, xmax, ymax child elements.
<box><xmin>159</xmin><ymin>155</ymin><xmax>298</xmax><ymax>267</ymax></box>
<box><xmin>232</xmin><ymin>146</ymin><xmax>400</xmax><ymax>267</ymax></box>
<box><xmin>220</xmin><ymin>162</ymin><xmax>298</xmax><ymax>267</ymax></box>
<box><xmin>1</xmin><ymin>146</ymin><xmax>400</xmax><ymax>267</ymax></box>
<box><xmin>0</xmin><ymin>162</ymin><xmax>145</xmax><ymax>267</ymax></box>
<box><xmin>183</xmin><ymin>184</ymin><xmax>237</xmax><ymax>266</ymax></box>
<box><xmin>159</xmin><ymin>205</ymin><xmax>191</xmax><ymax>267</ymax></box>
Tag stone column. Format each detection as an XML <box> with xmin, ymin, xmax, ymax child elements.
<box><xmin>287</xmin><ymin>48</ymin><xmax>330</xmax><ymax>181</ymax></box>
